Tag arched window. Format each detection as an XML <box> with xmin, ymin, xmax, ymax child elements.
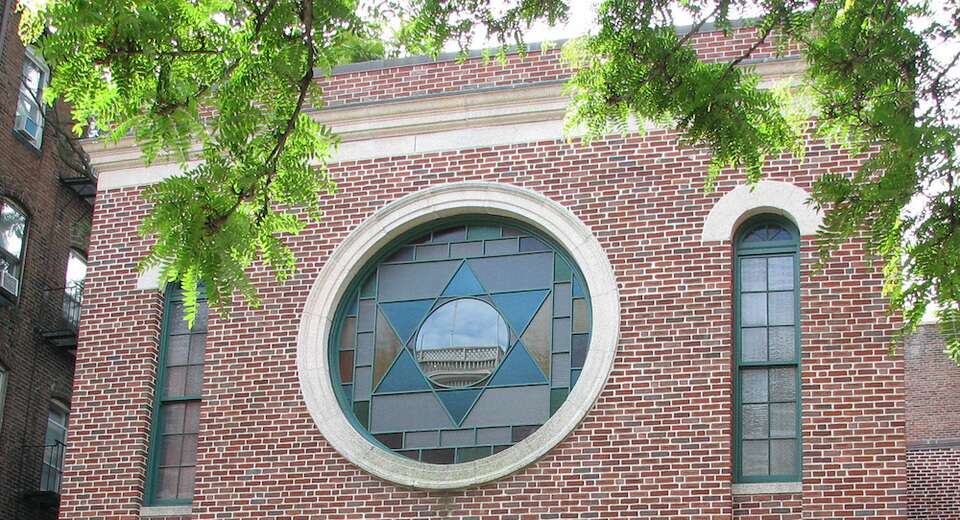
<box><xmin>733</xmin><ymin>215</ymin><xmax>801</xmax><ymax>483</ymax></box>
<box><xmin>0</xmin><ymin>198</ymin><xmax>28</xmax><ymax>301</ymax></box>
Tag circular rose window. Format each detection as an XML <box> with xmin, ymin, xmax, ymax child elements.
<box><xmin>330</xmin><ymin>218</ymin><xmax>592</xmax><ymax>464</ymax></box>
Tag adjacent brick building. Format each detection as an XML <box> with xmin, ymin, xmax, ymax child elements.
<box><xmin>61</xmin><ymin>25</ymin><xmax>957</xmax><ymax>520</ymax></box>
<box><xmin>0</xmin><ymin>3</ymin><xmax>96</xmax><ymax>520</ymax></box>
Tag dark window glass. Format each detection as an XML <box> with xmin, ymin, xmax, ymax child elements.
<box><xmin>331</xmin><ymin>220</ymin><xmax>591</xmax><ymax>463</ymax></box>
<box><xmin>0</xmin><ymin>199</ymin><xmax>28</xmax><ymax>290</ymax></box>
<box><xmin>735</xmin><ymin>218</ymin><xmax>801</xmax><ymax>483</ymax></box>
<box><xmin>148</xmin><ymin>287</ymin><xmax>207</xmax><ymax>504</ymax></box>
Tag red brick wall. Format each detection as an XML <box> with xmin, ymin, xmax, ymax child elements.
<box><xmin>0</xmin><ymin>4</ymin><xmax>89</xmax><ymax>520</ymax></box>
<box><xmin>62</xmin><ymin>34</ymin><xmax>906</xmax><ymax>520</ymax></box>
<box><xmin>905</xmin><ymin>325</ymin><xmax>960</xmax><ymax>519</ymax></box>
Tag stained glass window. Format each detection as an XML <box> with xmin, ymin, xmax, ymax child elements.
<box><xmin>734</xmin><ymin>216</ymin><xmax>801</xmax><ymax>482</ymax></box>
<box><xmin>330</xmin><ymin>219</ymin><xmax>591</xmax><ymax>464</ymax></box>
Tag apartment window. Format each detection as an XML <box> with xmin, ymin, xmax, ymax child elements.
<box><xmin>733</xmin><ymin>215</ymin><xmax>802</xmax><ymax>483</ymax></box>
<box><xmin>145</xmin><ymin>286</ymin><xmax>207</xmax><ymax>505</ymax></box>
<box><xmin>63</xmin><ymin>249</ymin><xmax>87</xmax><ymax>331</ymax></box>
<box><xmin>0</xmin><ymin>363</ymin><xmax>7</xmax><ymax>432</ymax></box>
<box><xmin>40</xmin><ymin>400</ymin><xmax>69</xmax><ymax>493</ymax></box>
<box><xmin>15</xmin><ymin>49</ymin><xmax>48</xmax><ymax>148</ymax></box>
<box><xmin>0</xmin><ymin>198</ymin><xmax>27</xmax><ymax>300</ymax></box>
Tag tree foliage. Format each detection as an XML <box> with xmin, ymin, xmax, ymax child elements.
<box><xmin>19</xmin><ymin>0</ymin><xmax>960</xmax><ymax>362</ymax></box>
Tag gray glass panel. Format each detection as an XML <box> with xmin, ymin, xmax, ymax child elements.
<box><xmin>476</xmin><ymin>427</ymin><xmax>511</xmax><ymax>445</ymax></box>
<box><xmin>433</xmin><ymin>226</ymin><xmax>466</xmax><ymax>243</ymax></box>
<box><xmin>572</xmin><ymin>299</ymin><xmax>590</xmax><ymax>333</ymax></box>
<box><xmin>520</xmin><ymin>293</ymin><xmax>552</xmax><ymax>377</ymax></box>
<box><xmin>166</xmin><ymin>335</ymin><xmax>190</xmax><ymax>366</ymax></box>
<box><xmin>741</xmin><ymin>293</ymin><xmax>767</xmax><ymax>327</ymax></box>
<box><xmin>768</xmin><ymin>327</ymin><xmax>795</xmax><ymax>362</ymax></box>
<box><xmin>450</xmin><ymin>241</ymin><xmax>483</xmax><ymax>258</ymax></box>
<box><xmin>440</xmin><ymin>429</ymin><xmax>475</xmax><ymax>447</ymax></box>
<box><xmin>369</xmin><ymin>392</ymin><xmax>453</xmax><ymax>433</ymax></box>
<box><xmin>354</xmin><ymin>366</ymin><xmax>372</xmax><ymax>401</ymax></box>
<box><xmin>551</xmin><ymin>353</ymin><xmax>570</xmax><ymax>387</ymax></box>
<box><xmin>770</xmin><ymin>439</ymin><xmax>797</xmax><ymax>475</ymax></box>
<box><xmin>770</xmin><ymin>367</ymin><xmax>797</xmax><ymax>401</ymax></box>
<box><xmin>742</xmin><ymin>368</ymin><xmax>768</xmax><ymax>403</ymax></box>
<box><xmin>484</xmin><ymin>238</ymin><xmax>518</xmax><ymax>256</ymax></box>
<box><xmin>378</xmin><ymin>261</ymin><xmax>460</xmax><ymax>302</ymax></box>
<box><xmin>358</xmin><ymin>300</ymin><xmax>376</xmax><ymax>332</ymax></box>
<box><xmin>768</xmin><ymin>256</ymin><xmax>794</xmax><ymax>290</ymax></box>
<box><xmin>552</xmin><ymin>318</ymin><xmax>571</xmax><ymax>352</ymax></box>
<box><xmin>741</xmin><ymin>328</ymin><xmax>767</xmax><ymax>362</ymax></box>
<box><xmin>462</xmin><ymin>385</ymin><xmax>550</xmax><ymax>427</ymax></box>
<box><xmin>338</xmin><ymin>317</ymin><xmax>356</xmax><ymax>349</ymax></box>
<box><xmin>519</xmin><ymin>237</ymin><xmax>548</xmax><ymax>252</ymax></box>
<box><xmin>768</xmin><ymin>291</ymin><xmax>794</xmax><ymax>326</ymax></box>
<box><xmin>742</xmin><ymin>404</ymin><xmax>768</xmax><ymax>439</ymax></box>
<box><xmin>770</xmin><ymin>402</ymin><xmax>796</xmax><ymax>437</ymax></box>
<box><xmin>416</xmin><ymin>244</ymin><xmax>448</xmax><ymax>260</ymax></box>
<box><xmin>742</xmin><ymin>440</ymin><xmax>769</xmax><ymax>476</ymax></box>
<box><xmin>356</xmin><ymin>332</ymin><xmax>374</xmax><ymax>365</ymax></box>
<box><xmin>468</xmin><ymin>252</ymin><xmax>552</xmax><ymax>293</ymax></box>
<box><xmin>161</xmin><ymin>403</ymin><xmax>185</xmax><ymax>434</ymax></box>
<box><xmin>553</xmin><ymin>283</ymin><xmax>571</xmax><ymax>316</ymax></box>
<box><xmin>385</xmin><ymin>246</ymin><xmax>414</xmax><ymax>263</ymax></box>
<box><xmin>741</xmin><ymin>258</ymin><xmax>767</xmax><ymax>292</ymax></box>
<box><xmin>404</xmin><ymin>430</ymin><xmax>438</xmax><ymax>449</ymax></box>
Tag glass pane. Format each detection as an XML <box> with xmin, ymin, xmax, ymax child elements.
<box><xmin>440</xmin><ymin>429</ymin><xmax>474</xmax><ymax>447</ymax></box>
<box><xmin>770</xmin><ymin>402</ymin><xmax>796</xmax><ymax>437</ymax></box>
<box><xmin>770</xmin><ymin>439</ymin><xmax>797</xmax><ymax>475</ymax></box>
<box><xmin>421</xmin><ymin>448</ymin><xmax>455</xmax><ymax>464</ymax></box>
<box><xmin>741</xmin><ymin>293</ymin><xmax>767</xmax><ymax>327</ymax></box>
<box><xmin>180</xmin><ymin>434</ymin><xmax>198</xmax><ymax>465</ymax></box>
<box><xmin>65</xmin><ymin>250</ymin><xmax>87</xmax><ymax>287</ymax></box>
<box><xmin>188</xmin><ymin>334</ymin><xmax>206</xmax><ymax>364</ymax></box>
<box><xmin>373</xmin><ymin>309</ymin><xmax>403</xmax><ymax>388</ymax></box>
<box><xmin>742</xmin><ymin>440</ymin><xmax>769</xmax><ymax>476</ymax></box>
<box><xmin>457</xmin><ymin>446</ymin><xmax>492</xmax><ymax>463</ymax></box>
<box><xmin>385</xmin><ymin>246</ymin><xmax>414</xmax><ymax>262</ymax></box>
<box><xmin>161</xmin><ymin>403</ymin><xmax>185</xmax><ymax>434</ymax></box>
<box><xmin>550</xmin><ymin>388</ymin><xmax>568</xmax><ymax>415</ymax></box>
<box><xmin>433</xmin><ymin>226</ymin><xmax>466</xmax><ymax>243</ymax></box>
<box><xmin>184</xmin><ymin>365</ymin><xmax>203</xmax><ymax>396</ymax></box>
<box><xmin>511</xmin><ymin>425</ymin><xmax>538</xmax><ymax>443</ymax></box>
<box><xmin>353</xmin><ymin>366</ymin><xmax>372</xmax><ymax>401</ymax></box>
<box><xmin>338</xmin><ymin>350</ymin><xmax>354</xmax><ymax>383</ymax></box>
<box><xmin>416</xmin><ymin>244</ymin><xmax>448</xmax><ymax>260</ymax></box>
<box><xmin>374</xmin><ymin>433</ymin><xmax>403</xmax><ymax>449</ymax></box>
<box><xmin>166</xmin><ymin>336</ymin><xmax>190</xmax><ymax>366</ymax></box>
<box><xmin>339</xmin><ymin>317</ymin><xmax>356</xmax><ymax>349</ymax></box>
<box><xmin>742</xmin><ymin>404</ymin><xmax>768</xmax><ymax>439</ymax></box>
<box><xmin>405</xmin><ymin>430</ymin><xmax>438</xmax><ymax>449</ymax></box>
<box><xmin>741</xmin><ymin>328</ymin><xmax>767</xmax><ymax>362</ymax></box>
<box><xmin>551</xmin><ymin>353</ymin><xmax>570</xmax><ymax>387</ymax></box>
<box><xmin>768</xmin><ymin>257</ymin><xmax>794</xmax><ymax>290</ymax></box>
<box><xmin>519</xmin><ymin>237</ymin><xmax>548</xmax><ymax>252</ymax></box>
<box><xmin>572</xmin><ymin>299</ymin><xmax>590</xmax><ymax>333</ymax></box>
<box><xmin>176</xmin><ymin>466</ymin><xmax>195</xmax><ymax>500</ymax></box>
<box><xmin>770</xmin><ymin>367</ymin><xmax>797</xmax><ymax>401</ymax></box>
<box><xmin>741</xmin><ymin>368</ymin><xmax>768</xmax><ymax>403</ymax></box>
<box><xmin>484</xmin><ymin>238</ymin><xmax>518</xmax><ymax>256</ymax></box>
<box><xmin>468</xmin><ymin>252</ymin><xmax>553</xmax><ymax>293</ymax></box>
<box><xmin>570</xmin><ymin>334</ymin><xmax>589</xmax><ymax>369</ymax></box>
<box><xmin>21</xmin><ymin>57</ymin><xmax>42</xmax><ymax>95</ymax></box>
<box><xmin>768</xmin><ymin>327</ymin><xmax>795</xmax><ymax>361</ymax></box>
<box><xmin>164</xmin><ymin>366</ymin><xmax>186</xmax><ymax>397</ymax></box>
<box><xmin>477</xmin><ymin>427</ymin><xmax>511</xmax><ymax>445</ymax></box>
<box><xmin>160</xmin><ymin>435</ymin><xmax>183</xmax><ymax>466</ymax></box>
<box><xmin>155</xmin><ymin>468</ymin><xmax>180</xmax><ymax>500</ymax></box>
<box><xmin>466</xmin><ymin>225</ymin><xmax>500</xmax><ymax>240</ymax></box>
<box><xmin>183</xmin><ymin>402</ymin><xmax>200</xmax><ymax>433</ymax></box>
<box><xmin>768</xmin><ymin>291</ymin><xmax>794</xmax><ymax>326</ymax></box>
<box><xmin>450</xmin><ymin>241</ymin><xmax>483</xmax><ymax>258</ymax></box>
<box><xmin>167</xmin><ymin>303</ymin><xmax>190</xmax><ymax>335</ymax></box>
<box><xmin>358</xmin><ymin>300</ymin><xmax>376</xmax><ymax>332</ymax></box>
<box><xmin>740</xmin><ymin>258</ymin><xmax>767</xmax><ymax>292</ymax></box>
<box><xmin>552</xmin><ymin>318</ymin><xmax>571</xmax><ymax>352</ymax></box>
<box><xmin>415</xmin><ymin>299</ymin><xmax>510</xmax><ymax>387</ymax></box>
<box><xmin>553</xmin><ymin>283</ymin><xmax>571</xmax><ymax>316</ymax></box>
<box><xmin>520</xmin><ymin>294</ymin><xmax>552</xmax><ymax>376</ymax></box>
<box><xmin>356</xmin><ymin>332</ymin><xmax>374</xmax><ymax>365</ymax></box>
<box><xmin>554</xmin><ymin>256</ymin><xmax>572</xmax><ymax>282</ymax></box>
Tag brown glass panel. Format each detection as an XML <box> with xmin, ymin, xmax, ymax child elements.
<box><xmin>511</xmin><ymin>425</ymin><xmax>538</xmax><ymax>443</ymax></box>
<box><xmin>373</xmin><ymin>309</ymin><xmax>403</xmax><ymax>388</ymax></box>
<box><xmin>420</xmin><ymin>448</ymin><xmax>455</xmax><ymax>464</ymax></box>
<box><xmin>374</xmin><ymin>433</ymin><xmax>403</xmax><ymax>449</ymax></box>
<box><xmin>339</xmin><ymin>317</ymin><xmax>356</xmax><ymax>349</ymax></box>
<box><xmin>519</xmin><ymin>293</ymin><xmax>552</xmax><ymax>377</ymax></box>
<box><xmin>339</xmin><ymin>350</ymin><xmax>355</xmax><ymax>383</ymax></box>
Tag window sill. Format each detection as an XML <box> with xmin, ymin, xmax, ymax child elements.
<box><xmin>732</xmin><ymin>482</ymin><xmax>802</xmax><ymax>495</ymax></box>
<box><xmin>141</xmin><ymin>505</ymin><xmax>192</xmax><ymax>517</ymax></box>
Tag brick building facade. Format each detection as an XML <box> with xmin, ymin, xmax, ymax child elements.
<box><xmin>0</xmin><ymin>3</ymin><xmax>95</xmax><ymax>520</ymax></box>
<box><xmin>61</xmin><ymin>26</ymin><xmax>957</xmax><ymax>520</ymax></box>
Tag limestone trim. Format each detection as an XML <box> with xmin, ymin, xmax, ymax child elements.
<box><xmin>731</xmin><ymin>482</ymin><xmax>803</xmax><ymax>495</ymax></box>
<box><xmin>701</xmin><ymin>180</ymin><xmax>824</xmax><ymax>242</ymax></box>
<box><xmin>296</xmin><ymin>182</ymin><xmax>620</xmax><ymax>489</ymax></box>
<box><xmin>89</xmin><ymin>59</ymin><xmax>805</xmax><ymax>190</ymax></box>
<box><xmin>140</xmin><ymin>505</ymin><xmax>192</xmax><ymax>517</ymax></box>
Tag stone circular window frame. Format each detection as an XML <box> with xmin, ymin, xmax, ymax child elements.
<box><xmin>297</xmin><ymin>182</ymin><xmax>620</xmax><ymax>489</ymax></box>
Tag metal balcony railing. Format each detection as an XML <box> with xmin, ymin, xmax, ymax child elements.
<box><xmin>40</xmin><ymin>283</ymin><xmax>83</xmax><ymax>349</ymax></box>
<box><xmin>18</xmin><ymin>441</ymin><xmax>65</xmax><ymax>509</ymax></box>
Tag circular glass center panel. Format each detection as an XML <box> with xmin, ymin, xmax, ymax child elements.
<box><xmin>415</xmin><ymin>299</ymin><xmax>510</xmax><ymax>387</ymax></box>
<box><xmin>330</xmin><ymin>219</ymin><xmax>592</xmax><ymax>464</ymax></box>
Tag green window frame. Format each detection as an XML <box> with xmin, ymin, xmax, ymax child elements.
<box><xmin>144</xmin><ymin>285</ymin><xmax>208</xmax><ymax>506</ymax></box>
<box><xmin>733</xmin><ymin>215</ymin><xmax>802</xmax><ymax>483</ymax></box>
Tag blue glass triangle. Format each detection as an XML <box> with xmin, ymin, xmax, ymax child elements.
<box><xmin>488</xmin><ymin>341</ymin><xmax>547</xmax><ymax>387</ymax></box>
<box><xmin>442</xmin><ymin>263</ymin><xmax>485</xmax><ymax>297</ymax></box>
<box><xmin>436</xmin><ymin>388</ymin><xmax>481</xmax><ymax>425</ymax></box>
<box><xmin>380</xmin><ymin>299</ymin><xmax>434</xmax><ymax>344</ymax></box>
<box><xmin>491</xmin><ymin>290</ymin><xmax>549</xmax><ymax>336</ymax></box>
<box><xmin>572</xmin><ymin>276</ymin><xmax>586</xmax><ymax>298</ymax></box>
<box><xmin>376</xmin><ymin>349</ymin><xmax>431</xmax><ymax>393</ymax></box>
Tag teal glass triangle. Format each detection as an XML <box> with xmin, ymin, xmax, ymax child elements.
<box><xmin>488</xmin><ymin>341</ymin><xmax>547</xmax><ymax>387</ymax></box>
<box><xmin>380</xmin><ymin>299</ymin><xmax>434</xmax><ymax>344</ymax></box>
<box><xmin>442</xmin><ymin>263</ymin><xmax>485</xmax><ymax>297</ymax></box>
<box><xmin>436</xmin><ymin>388</ymin><xmax>481</xmax><ymax>425</ymax></box>
<box><xmin>376</xmin><ymin>349</ymin><xmax>431</xmax><ymax>393</ymax></box>
<box><xmin>491</xmin><ymin>290</ymin><xmax>549</xmax><ymax>336</ymax></box>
